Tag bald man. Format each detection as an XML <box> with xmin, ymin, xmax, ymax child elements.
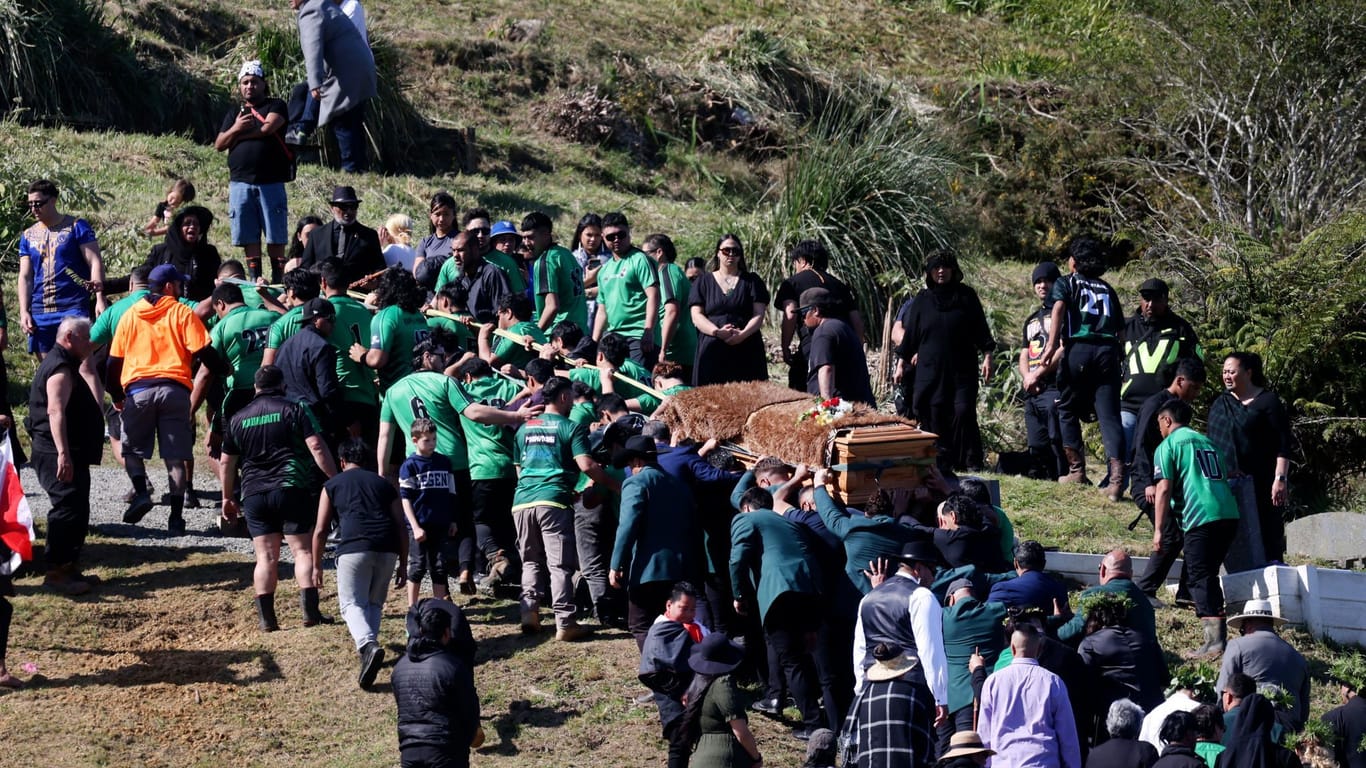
<box><xmin>1055</xmin><ymin>550</ymin><xmax>1157</xmax><ymax>648</ymax></box>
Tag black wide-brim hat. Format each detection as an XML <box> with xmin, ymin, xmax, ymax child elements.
<box><xmin>689</xmin><ymin>633</ymin><xmax>745</xmax><ymax>676</ymax></box>
<box><xmin>330</xmin><ymin>185</ymin><xmax>362</xmax><ymax>205</ymax></box>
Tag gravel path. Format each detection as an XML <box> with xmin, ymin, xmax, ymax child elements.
<box><xmin>20</xmin><ymin>463</ymin><xmax>267</xmax><ymax>560</ymax></box>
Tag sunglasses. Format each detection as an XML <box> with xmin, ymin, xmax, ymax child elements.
<box><xmin>602</xmin><ymin>231</ymin><xmax>627</xmax><ymax>242</ymax></box>
<box><xmin>334</xmin><ymin>203</ymin><xmax>359</xmax><ymax>211</ymax></box>
<box><xmin>25</xmin><ymin>198</ymin><xmax>50</xmax><ymax>209</ymax></box>
<box><xmin>798</xmin><ymin>305</ymin><xmax>814</xmax><ymax>316</ymax></box>
<box><xmin>467</xmin><ymin>226</ymin><xmax>490</xmax><ymax>235</ymax></box>
<box><xmin>719</xmin><ymin>246</ymin><xmax>741</xmax><ymax>256</ymax></box>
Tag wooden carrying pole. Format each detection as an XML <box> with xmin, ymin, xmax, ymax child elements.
<box><xmin>347</xmin><ymin>291</ymin><xmax>666</xmax><ymax>400</ymax></box>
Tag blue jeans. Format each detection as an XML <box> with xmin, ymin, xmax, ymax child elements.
<box><xmin>336</xmin><ymin>550</ymin><xmax>398</xmax><ymax>649</ymax></box>
<box><xmin>331</xmin><ymin>101</ymin><xmax>369</xmax><ymax>173</ymax></box>
<box><xmin>227</xmin><ymin>181</ymin><xmax>289</xmax><ymax>246</ymax></box>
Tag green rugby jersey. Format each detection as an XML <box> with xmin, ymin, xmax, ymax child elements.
<box><xmin>512</xmin><ymin>412</ymin><xmax>591</xmax><ymax>510</ymax></box>
<box><xmin>266</xmin><ymin>305</ymin><xmax>305</xmax><ymax>352</ymax></box>
<box><xmin>327</xmin><ymin>295</ymin><xmax>378</xmax><ymax>405</ymax></box>
<box><xmin>210</xmin><ymin>305</ymin><xmax>278</xmax><ymax>391</ymax></box>
<box><xmin>459</xmin><ymin>374</ymin><xmax>521</xmax><ymax>480</ymax></box>
<box><xmin>532</xmin><ymin>244</ymin><xmax>588</xmax><ymax>330</ymax></box>
<box><xmin>491</xmin><ymin>320</ymin><xmax>547</xmax><ymax>369</ymax></box>
<box><xmin>1154</xmin><ymin>425</ymin><xmax>1239</xmax><ymax>531</ymax></box>
<box><xmin>379</xmin><ymin>371</ymin><xmax>473</xmax><ymax>470</ymax></box>
<box><xmin>370</xmin><ymin>305</ymin><xmax>431</xmax><ymax>392</ymax></box>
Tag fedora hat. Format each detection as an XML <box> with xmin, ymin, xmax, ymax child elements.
<box><xmin>329</xmin><ymin>185</ymin><xmax>362</xmax><ymax>206</ymax></box>
<box><xmin>689</xmin><ymin>633</ymin><xmax>744</xmax><ymax>677</ymax></box>
<box><xmin>939</xmin><ymin>731</ymin><xmax>995</xmax><ymax>760</ymax></box>
<box><xmin>898</xmin><ymin>539</ymin><xmax>943</xmax><ymax>567</ymax></box>
<box><xmin>1228</xmin><ymin>598</ymin><xmax>1286</xmax><ymax>631</ymax></box>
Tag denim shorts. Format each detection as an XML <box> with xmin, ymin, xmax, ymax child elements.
<box><xmin>228</xmin><ymin>181</ymin><xmax>288</xmax><ymax>246</ymax></box>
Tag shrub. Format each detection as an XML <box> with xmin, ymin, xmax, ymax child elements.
<box><xmin>736</xmin><ymin>97</ymin><xmax>957</xmax><ymax>346</ymax></box>
<box><xmin>0</xmin><ymin>148</ymin><xmax>106</xmax><ymax>271</ymax></box>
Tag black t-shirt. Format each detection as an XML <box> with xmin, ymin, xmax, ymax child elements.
<box><xmin>325</xmin><ymin>468</ymin><xmax>402</xmax><ymax>556</ymax></box>
<box><xmin>221</xmin><ymin>98</ymin><xmax>291</xmax><ymax>185</ymax></box>
<box><xmin>775</xmin><ymin>269</ymin><xmax>855</xmax><ymax>357</ymax></box>
<box><xmin>807</xmin><ymin>317</ymin><xmax>875</xmax><ymax>405</ymax></box>
<box><xmin>223</xmin><ymin>392</ymin><xmax>321</xmax><ymax>497</ymax></box>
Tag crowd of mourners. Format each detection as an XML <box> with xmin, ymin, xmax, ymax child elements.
<box><xmin>0</xmin><ymin>13</ymin><xmax>1354</xmax><ymax>767</ymax></box>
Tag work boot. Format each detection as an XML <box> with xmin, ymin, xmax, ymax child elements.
<box><xmin>520</xmin><ymin>607</ymin><xmax>542</xmax><ymax>634</ymax></box>
<box><xmin>478</xmin><ymin>551</ymin><xmax>509</xmax><ymax>590</ymax></box>
<box><xmin>255</xmin><ymin>593</ymin><xmax>280</xmax><ymax>632</ymax></box>
<box><xmin>44</xmin><ymin>565</ymin><xmax>91</xmax><ymax>597</ymax></box>
<box><xmin>300</xmin><ymin>587</ymin><xmax>334</xmax><ymax>627</ymax></box>
<box><xmin>555</xmin><ymin>623</ymin><xmax>593</xmax><ymax>642</ymax></box>
<box><xmin>1186</xmin><ymin>617</ymin><xmax>1227</xmax><ymax>659</ymax></box>
<box><xmin>123</xmin><ymin>491</ymin><xmax>154</xmax><ymax>525</ymax></box>
<box><xmin>358</xmin><ymin>641</ymin><xmax>385</xmax><ymax>689</ymax></box>
<box><xmin>1106</xmin><ymin>458</ymin><xmax>1126</xmax><ymax>502</ymax></box>
<box><xmin>1059</xmin><ymin>447</ymin><xmax>1091</xmax><ymax>485</ymax></box>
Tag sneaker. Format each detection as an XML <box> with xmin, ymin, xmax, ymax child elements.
<box><xmin>284</xmin><ymin>126</ymin><xmax>315</xmax><ymax>147</ymax></box>
<box><xmin>167</xmin><ymin>514</ymin><xmax>187</xmax><ymax>536</ymax></box>
<box><xmin>123</xmin><ymin>491</ymin><xmax>154</xmax><ymax>525</ymax></box>
<box><xmin>358</xmin><ymin>642</ymin><xmax>385</xmax><ymax>689</ymax></box>
<box><xmin>555</xmin><ymin>624</ymin><xmax>593</xmax><ymax>642</ymax></box>
<box><xmin>520</xmin><ymin>609</ymin><xmax>542</xmax><ymax>634</ymax></box>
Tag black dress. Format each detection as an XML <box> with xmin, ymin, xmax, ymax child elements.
<box><xmin>689</xmin><ymin>272</ymin><xmax>770</xmax><ymax>386</ymax></box>
<box><xmin>897</xmin><ymin>282</ymin><xmax>994</xmax><ymax>471</ymax></box>
<box><xmin>1208</xmin><ymin>389</ymin><xmax>1295</xmax><ymax>562</ymax></box>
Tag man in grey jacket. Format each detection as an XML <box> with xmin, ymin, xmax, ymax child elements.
<box><xmin>290</xmin><ymin>0</ymin><xmax>376</xmax><ymax>172</ymax></box>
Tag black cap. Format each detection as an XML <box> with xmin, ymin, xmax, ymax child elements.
<box><xmin>300</xmin><ymin>297</ymin><xmax>336</xmax><ymax>321</ymax></box>
<box><xmin>612</xmin><ymin>434</ymin><xmax>658</xmax><ymax>468</ymax></box>
<box><xmin>798</xmin><ymin>286</ymin><xmax>835</xmax><ymax>310</ymax></box>
<box><xmin>1031</xmin><ymin>262</ymin><xmax>1061</xmax><ymax>284</ymax></box>
<box><xmin>1139</xmin><ymin>278</ymin><xmax>1169</xmax><ymax>297</ymax></box>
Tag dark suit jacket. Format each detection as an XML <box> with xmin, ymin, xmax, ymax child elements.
<box><xmin>987</xmin><ymin>568</ymin><xmax>1070</xmax><ymax>613</ymax></box>
<box><xmin>300</xmin><ymin>219</ymin><xmax>383</xmax><ymax>287</ymax></box>
<box><xmin>611</xmin><ymin>465</ymin><xmax>698</xmax><ymax>586</ymax></box>
<box><xmin>729</xmin><ymin>508</ymin><xmax>821</xmax><ymax>623</ymax></box>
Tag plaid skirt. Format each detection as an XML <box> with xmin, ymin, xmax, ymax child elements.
<box><xmin>841</xmin><ymin>678</ymin><xmax>936</xmax><ymax>768</ymax></box>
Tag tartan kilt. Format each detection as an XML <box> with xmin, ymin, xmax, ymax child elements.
<box><xmin>847</xmin><ymin>677</ymin><xmax>936</xmax><ymax>768</ymax></box>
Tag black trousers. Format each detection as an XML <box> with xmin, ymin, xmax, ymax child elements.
<box><xmin>1186</xmin><ymin>519</ymin><xmax>1238</xmax><ymax>617</ymax></box>
<box><xmin>662</xmin><ymin>715</ymin><xmax>692</xmax><ymax>768</ymax></box>
<box><xmin>31</xmin><ymin>450</ymin><xmax>91</xmax><ymax>568</ymax></box>
<box><xmin>627</xmin><ymin>580</ymin><xmax>675</xmax><ymax>652</ymax></box>
<box><xmin>1057</xmin><ymin>341</ymin><xmax>1125</xmax><ymax>462</ymax></box>
<box><xmin>764</xmin><ymin>593</ymin><xmax>822</xmax><ymax>729</ymax></box>
<box><xmin>1136</xmin><ymin>503</ymin><xmax>1185</xmax><ymax>595</ymax></box>
<box><xmin>935</xmin><ymin>704</ymin><xmax>977</xmax><ymax>757</ymax></box>
<box><xmin>812</xmin><ymin>614</ymin><xmax>855</xmax><ymax>730</ymax></box>
<box><xmin>1024</xmin><ymin>388</ymin><xmax>1066</xmax><ymax>479</ymax></box>
<box><xmin>470</xmin><ymin>477</ymin><xmax>519</xmax><ymax>578</ymax></box>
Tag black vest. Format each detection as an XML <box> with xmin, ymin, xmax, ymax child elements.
<box><xmin>26</xmin><ymin>344</ymin><xmax>103</xmax><ymax>463</ymax></box>
<box><xmin>859</xmin><ymin>574</ymin><xmax>928</xmax><ymax>687</ymax></box>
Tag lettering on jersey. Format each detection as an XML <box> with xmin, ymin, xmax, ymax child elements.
<box><xmin>400</xmin><ymin>469</ymin><xmax>455</xmax><ymax>491</ymax></box>
<box><xmin>410</xmin><ymin>396</ymin><xmax>430</xmax><ymax>421</ymax></box>
<box><xmin>239</xmin><ymin>412</ymin><xmax>282</xmax><ymax>429</ymax></box>
<box><xmin>524</xmin><ymin>432</ymin><xmax>557</xmax><ymax>446</ymax></box>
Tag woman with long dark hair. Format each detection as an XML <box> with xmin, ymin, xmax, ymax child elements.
<box><xmin>285</xmin><ymin>214</ymin><xmax>324</xmax><ymax>271</ymax></box>
<box><xmin>897</xmin><ymin>250</ymin><xmax>994</xmax><ymax>472</ymax></box>
<box><xmin>1207</xmin><ymin>352</ymin><xmax>1294</xmax><ymax>564</ymax></box>
<box><xmin>144</xmin><ymin>206</ymin><xmax>221</xmax><ymax>301</ymax></box>
<box><xmin>572</xmin><ymin>213</ymin><xmax>610</xmax><ymax>324</ymax></box>
<box><xmin>413</xmin><ymin>191</ymin><xmax>458</xmax><ymax>291</ymax></box>
<box><xmin>688</xmin><ymin>234</ymin><xmax>770</xmax><ymax>386</ymax></box>
<box><xmin>682</xmin><ymin>633</ymin><xmax>760</xmax><ymax>768</ymax></box>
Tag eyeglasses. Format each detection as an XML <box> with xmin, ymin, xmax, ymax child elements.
<box><xmin>602</xmin><ymin>231</ymin><xmax>627</xmax><ymax>242</ymax></box>
<box><xmin>25</xmin><ymin>198</ymin><xmax>50</xmax><ymax>209</ymax></box>
<box><xmin>719</xmin><ymin>246</ymin><xmax>740</xmax><ymax>256</ymax></box>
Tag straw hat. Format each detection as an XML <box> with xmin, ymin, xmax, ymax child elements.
<box><xmin>939</xmin><ymin>731</ymin><xmax>995</xmax><ymax>760</ymax></box>
<box><xmin>866</xmin><ymin>652</ymin><xmax>920</xmax><ymax>682</ymax></box>
<box><xmin>1227</xmin><ymin>598</ymin><xmax>1286</xmax><ymax>631</ymax></box>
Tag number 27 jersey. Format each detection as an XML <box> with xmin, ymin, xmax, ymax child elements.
<box><xmin>1049</xmin><ymin>273</ymin><xmax>1124</xmax><ymax>341</ymax></box>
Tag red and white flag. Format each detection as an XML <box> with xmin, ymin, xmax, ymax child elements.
<box><xmin>0</xmin><ymin>434</ymin><xmax>34</xmax><ymax>574</ymax></box>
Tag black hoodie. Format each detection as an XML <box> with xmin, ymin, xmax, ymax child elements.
<box><xmin>146</xmin><ymin>206</ymin><xmax>221</xmax><ymax>301</ymax></box>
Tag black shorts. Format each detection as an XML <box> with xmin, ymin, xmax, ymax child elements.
<box><xmin>407</xmin><ymin>524</ymin><xmax>450</xmax><ymax>584</ymax></box>
<box><xmin>243</xmin><ymin>487</ymin><xmax>316</xmax><ymax>538</ymax></box>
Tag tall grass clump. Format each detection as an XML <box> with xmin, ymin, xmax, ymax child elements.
<box><xmin>0</xmin><ymin>149</ymin><xmax>106</xmax><ymax>270</ymax></box>
<box><xmin>738</xmin><ymin>98</ymin><xmax>957</xmax><ymax>345</ymax></box>
<box><xmin>227</xmin><ymin>26</ymin><xmax>436</xmax><ymax>175</ymax></box>
<box><xmin>0</xmin><ymin>0</ymin><xmax>157</xmax><ymax>129</ymax></box>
